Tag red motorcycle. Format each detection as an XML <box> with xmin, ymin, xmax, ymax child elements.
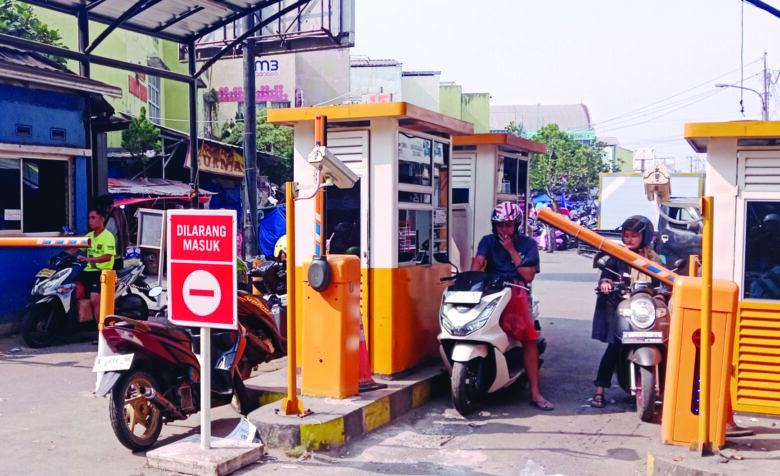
<box><xmin>94</xmin><ymin>291</ymin><xmax>285</xmax><ymax>451</ymax></box>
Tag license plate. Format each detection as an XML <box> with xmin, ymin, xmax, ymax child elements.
<box><xmin>92</xmin><ymin>354</ymin><xmax>134</xmax><ymax>372</ymax></box>
<box><xmin>622</xmin><ymin>331</ymin><xmax>664</xmax><ymax>344</ymax></box>
<box><xmin>445</xmin><ymin>291</ymin><xmax>482</xmax><ymax>304</ymax></box>
<box><xmin>36</xmin><ymin>268</ymin><xmax>56</xmax><ymax>278</ymax></box>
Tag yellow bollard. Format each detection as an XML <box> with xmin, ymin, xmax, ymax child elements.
<box><xmin>279</xmin><ymin>182</ymin><xmax>305</xmax><ymax>415</ymax></box>
<box><xmin>697</xmin><ymin>196</ymin><xmax>715</xmax><ymax>454</ymax></box>
<box><xmin>98</xmin><ymin>270</ymin><xmax>116</xmax><ymax>332</ymax></box>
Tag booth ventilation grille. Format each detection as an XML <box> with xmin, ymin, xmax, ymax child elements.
<box><xmin>742</xmin><ymin>155</ymin><xmax>780</xmax><ymax>193</ymax></box>
<box><xmin>733</xmin><ymin>303</ymin><xmax>780</xmax><ymax>414</ymax></box>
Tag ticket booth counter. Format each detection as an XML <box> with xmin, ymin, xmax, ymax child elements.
<box><xmin>268</xmin><ymin>102</ymin><xmax>473</xmax><ymax>375</ymax></box>
<box><xmin>685</xmin><ymin>120</ymin><xmax>780</xmax><ymax>415</ymax></box>
<box><xmin>451</xmin><ymin>133</ymin><xmax>546</xmax><ymax>270</ymax></box>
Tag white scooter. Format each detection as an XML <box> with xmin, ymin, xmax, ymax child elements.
<box><xmin>438</xmin><ymin>271</ymin><xmax>546</xmax><ymax>416</ymax></box>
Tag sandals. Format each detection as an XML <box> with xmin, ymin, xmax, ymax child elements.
<box><xmin>530</xmin><ymin>398</ymin><xmax>555</xmax><ymax>411</ymax></box>
<box><xmin>590</xmin><ymin>393</ymin><xmax>605</xmax><ymax>408</ymax></box>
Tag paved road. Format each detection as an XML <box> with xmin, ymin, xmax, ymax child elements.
<box><xmin>0</xmin><ymin>249</ymin><xmax>717</xmax><ymax>475</ymax></box>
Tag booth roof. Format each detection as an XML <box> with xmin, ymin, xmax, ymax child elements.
<box><xmin>267</xmin><ymin>101</ymin><xmax>474</xmax><ymax>137</ymax></box>
<box><xmin>685</xmin><ymin>120</ymin><xmax>780</xmax><ymax>153</ymax></box>
<box><xmin>453</xmin><ymin>133</ymin><xmax>547</xmax><ymax>155</ymax></box>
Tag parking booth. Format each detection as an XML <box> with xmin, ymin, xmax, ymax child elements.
<box><xmin>268</xmin><ymin>102</ymin><xmax>474</xmax><ymax>377</ymax></box>
<box><xmin>683</xmin><ymin>120</ymin><xmax>780</xmax><ymax>417</ymax></box>
<box><xmin>450</xmin><ymin>134</ymin><xmax>546</xmax><ymax>270</ymax></box>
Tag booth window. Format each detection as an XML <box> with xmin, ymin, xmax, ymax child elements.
<box><xmin>398</xmin><ymin>133</ymin><xmax>432</xmax><ymax>186</ymax></box>
<box><xmin>397</xmin><ymin>133</ymin><xmax>450</xmax><ymax>265</ymax></box>
<box><xmin>500</xmin><ymin>156</ymin><xmax>518</xmax><ymax>194</ymax></box>
<box><xmin>0</xmin><ymin>158</ymin><xmax>70</xmax><ymax>234</ymax></box>
<box><xmin>743</xmin><ymin>200</ymin><xmax>780</xmax><ymax>300</ymax></box>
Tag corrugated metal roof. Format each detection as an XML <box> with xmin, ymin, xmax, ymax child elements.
<box><xmin>0</xmin><ymin>45</ymin><xmax>122</xmax><ymax>98</ymax></box>
<box><xmin>108</xmin><ymin>177</ymin><xmax>215</xmax><ymax>197</ymax></box>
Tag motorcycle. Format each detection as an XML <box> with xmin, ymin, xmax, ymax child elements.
<box><xmin>95</xmin><ymin>290</ymin><xmax>286</xmax><ymax>451</ymax></box>
<box><xmin>246</xmin><ymin>259</ymin><xmax>287</xmax><ymax>337</ymax></box>
<box><xmin>438</xmin><ymin>271</ymin><xmax>546</xmax><ymax>416</ymax></box>
<box><xmin>21</xmin><ymin>251</ymin><xmax>155</xmax><ymax>348</ymax></box>
<box><xmin>593</xmin><ymin>252</ymin><xmax>671</xmax><ymax>422</ymax></box>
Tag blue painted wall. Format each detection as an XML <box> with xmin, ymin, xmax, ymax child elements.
<box><xmin>0</xmin><ymin>84</ymin><xmax>86</xmax><ymax>147</ymax></box>
<box><xmin>0</xmin><ymin>84</ymin><xmax>90</xmax><ymax>333</ymax></box>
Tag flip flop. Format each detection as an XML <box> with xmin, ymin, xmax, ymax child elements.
<box><xmin>590</xmin><ymin>393</ymin><xmax>605</xmax><ymax>408</ymax></box>
<box><xmin>530</xmin><ymin>398</ymin><xmax>555</xmax><ymax>411</ymax></box>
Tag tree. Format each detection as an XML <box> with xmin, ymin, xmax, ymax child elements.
<box><xmin>121</xmin><ymin>106</ymin><xmax>162</xmax><ymax>164</ymax></box>
<box><xmin>0</xmin><ymin>1</ymin><xmax>66</xmax><ymax>65</ymax></box>
<box><xmin>220</xmin><ymin>107</ymin><xmax>294</xmax><ymax>184</ymax></box>
<box><xmin>505</xmin><ymin>121</ymin><xmax>526</xmax><ymax>138</ymax></box>
<box><xmin>528</xmin><ymin>124</ymin><xmax>608</xmax><ymax>204</ymax></box>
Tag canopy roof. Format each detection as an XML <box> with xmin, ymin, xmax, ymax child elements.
<box><xmin>24</xmin><ymin>0</ymin><xmax>303</xmax><ymax>44</ymax></box>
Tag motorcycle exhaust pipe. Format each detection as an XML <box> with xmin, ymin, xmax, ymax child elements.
<box><xmin>143</xmin><ymin>387</ymin><xmax>185</xmax><ymax>420</ymax></box>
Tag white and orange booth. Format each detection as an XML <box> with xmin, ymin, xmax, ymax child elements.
<box><xmin>450</xmin><ymin>133</ymin><xmax>546</xmax><ymax>270</ymax></box>
<box><xmin>685</xmin><ymin>120</ymin><xmax>780</xmax><ymax>415</ymax></box>
<box><xmin>269</xmin><ymin>102</ymin><xmax>473</xmax><ymax>376</ymax></box>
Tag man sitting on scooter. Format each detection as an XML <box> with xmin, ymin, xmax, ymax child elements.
<box><xmin>471</xmin><ymin>202</ymin><xmax>553</xmax><ymax>411</ymax></box>
<box><xmin>67</xmin><ymin>206</ymin><xmax>115</xmax><ymax>322</ymax></box>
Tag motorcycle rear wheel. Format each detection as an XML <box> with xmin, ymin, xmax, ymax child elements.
<box><xmin>452</xmin><ymin>360</ymin><xmax>481</xmax><ymax>416</ymax></box>
<box><xmin>115</xmin><ymin>294</ymin><xmax>149</xmax><ymax>321</ymax></box>
<box><xmin>109</xmin><ymin>369</ymin><xmax>163</xmax><ymax>451</ymax></box>
<box><xmin>21</xmin><ymin>301</ymin><xmax>63</xmax><ymax>348</ymax></box>
<box><xmin>635</xmin><ymin>365</ymin><xmax>656</xmax><ymax>422</ymax></box>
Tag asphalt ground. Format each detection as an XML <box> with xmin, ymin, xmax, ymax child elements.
<box><xmin>1</xmin><ymin>248</ymin><xmax>778</xmax><ymax>475</ymax></box>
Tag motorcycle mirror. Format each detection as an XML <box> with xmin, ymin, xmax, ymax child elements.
<box><xmin>148</xmin><ymin>286</ymin><xmax>164</xmax><ymax>298</ymax></box>
<box><xmin>593</xmin><ymin>251</ymin><xmax>610</xmax><ymax>270</ymax></box>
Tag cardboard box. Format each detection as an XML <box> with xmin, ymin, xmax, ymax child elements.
<box><xmin>76</xmin><ymin>299</ymin><xmax>94</xmax><ymax>323</ymax></box>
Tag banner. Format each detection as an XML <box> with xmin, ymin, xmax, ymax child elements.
<box><xmin>185</xmin><ymin>141</ymin><xmax>245</xmax><ymax>178</ymax></box>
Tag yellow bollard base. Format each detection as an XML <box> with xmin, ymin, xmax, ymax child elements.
<box><xmin>278</xmin><ymin>397</ymin><xmax>306</xmax><ymax>416</ymax></box>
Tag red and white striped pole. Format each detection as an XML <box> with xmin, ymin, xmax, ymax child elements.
<box><xmin>0</xmin><ymin>237</ymin><xmax>90</xmax><ymax>247</ymax></box>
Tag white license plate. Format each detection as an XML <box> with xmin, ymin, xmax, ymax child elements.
<box><xmin>92</xmin><ymin>354</ymin><xmax>134</xmax><ymax>372</ymax></box>
<box><xmin>445</xmin><ymin>291</ymin><xmax>482</xmax><ymax>304</ymax></box>
<box><xmin>622</xmin><ymin>331</ymin><xmax>663</xmax><ymax>344</ymax></box>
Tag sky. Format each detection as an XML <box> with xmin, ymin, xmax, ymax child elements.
<box><xmin>350</xmin><ymin>0</ymin><xmax>780</xmax><ymax>170</ymax></box>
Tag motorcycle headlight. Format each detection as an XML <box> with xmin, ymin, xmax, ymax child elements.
<box><xmin>33</xmin><ymin>268</ymin><xmax>72</xmax><ymax>295</ymax></box>
<box><xmin>442</xmin><ymin>297</ymin><xmax>500</xmax><ymax>337</ymax></box>
<box><xmin>629</xmin><ymin>295</ymin><xmax>656</xmax><ymax>329</ymax></box>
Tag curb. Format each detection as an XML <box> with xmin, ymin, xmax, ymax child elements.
<box><xmin>247</xmin><ymin>369</ymin><xmax>448</xmax><ymax>451</ymax></box>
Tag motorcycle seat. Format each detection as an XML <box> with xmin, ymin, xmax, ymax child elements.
<box><xmin>116</xmin><ymin>266</ymin><xmax>136</xmax><ymax>279</ymax></box>
<box><xmin>146</xmin><ymin>321</ymin><xmax>192</xmax><ymax>342</ymax></box>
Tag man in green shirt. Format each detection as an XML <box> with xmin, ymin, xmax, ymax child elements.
<box><xmin>69</xmin><ymin>206</ymin><xmax>115</xmax><ymax>322</ymax></box>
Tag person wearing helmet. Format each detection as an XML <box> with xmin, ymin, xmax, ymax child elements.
<box><xmin>590</xmin><ymin>215</ymin><xmax>662</xmax><ymax>408</ymax></box>
<box><xmin>471</xmin><ymin>202</ymin><xmax>552</xmax><ymax>411</ymax></box>
<box><xmin>274</xmin><ymin>235</ymin><xmax>287</xmax><ymax>261</ymax></box>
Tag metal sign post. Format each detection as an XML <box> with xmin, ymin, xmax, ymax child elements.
<box><xmin>166</xmin><ymin>209</ymin><xmax>237</xmax><ymax>450</ymax></box>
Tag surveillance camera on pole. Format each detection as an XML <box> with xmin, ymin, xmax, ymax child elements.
<box><xmin>307</xmin><ymin>146</ymin><xmax>358</xmax><ymax>189</ymax></box>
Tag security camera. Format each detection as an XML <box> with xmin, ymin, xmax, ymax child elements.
<box><xmin>643</xmin><ymin>164</ymin><xmax>671</xmax><ymax>203</ymax></box>
<box><xmin>307</xmin><ymin>146</ymin><xmax>358</xmax><ymax>189</ymax></box>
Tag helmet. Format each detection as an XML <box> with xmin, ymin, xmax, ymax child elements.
<box><xmin>763</xmin><ymin>213</ymin><xmax>780</xmax><ymax>231</ymax></box>
<box><xmin>491</xmin><ymin>202</ymin><xmax>523</xmax><ymax>235</ymax></box>
<box><xmin>620</xmin><ymin>215</ymin><xmax>654</xmax><ymax>247</ymax></box>
<box><xmin>274</xmin><ymin>235</ymin><xmax>287</xmax><ymax>259</ymax></box>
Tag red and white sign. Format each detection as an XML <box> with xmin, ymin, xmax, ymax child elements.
<box><xmin>167</xmin><ymin>210</ymin><xmax>237</xmax><ymax>329</ymax></box>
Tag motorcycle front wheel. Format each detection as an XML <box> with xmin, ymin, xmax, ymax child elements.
<box><xmin>452</xmin><ymin>360</ymin><xmax>481</xmax><ymax>416</ymax></box>
<box><xmin>635</xmin><ymin>365</ymin><xmax>656</xmax><ymax>422</ymax></box>
<box><xmin>21</xmin><ymin>301</ymin><xmax>63</xmax><ymax>348</ymax></box>
<box><xmin>109</xmin><ymin>369</ymin><xmax>163</xmax><ymax>451</ymax></box>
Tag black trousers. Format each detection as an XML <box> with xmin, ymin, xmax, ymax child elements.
<box><xmin>594</xmin><ymin>342</ymin><xmax>621</xmax><ymax>388</ymax></box>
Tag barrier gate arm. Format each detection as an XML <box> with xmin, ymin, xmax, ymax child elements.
<box><xmin>0</xmin><ymin>237</ymin><xmax>91</xmax><ymax>247</ymax></box>
<box><xmin>536</xmin><ymin>208</ymin><xmax>678</xmax><ymax>286</ymax></box>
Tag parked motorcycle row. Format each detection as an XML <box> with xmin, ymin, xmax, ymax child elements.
<box><xmin>529</xmin><ymin>202</ymin><xmax>599</xmax><ymax>251</ymax></box>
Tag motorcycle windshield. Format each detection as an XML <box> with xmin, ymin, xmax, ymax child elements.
<box><xmin>448</xmin><ymin>271</ymin><xmax>488</xmax><ymax>293</ymax></box>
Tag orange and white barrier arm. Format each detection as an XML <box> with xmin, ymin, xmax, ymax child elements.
<box><xmin>0</xmin><ymin>237</ymin><xmax>90</xmax><ymax>247</ymax></box>
<box><xmin>536</xmin><ymin>208</ymin><xmax>678</xmax><ymax>286</ymax></box>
